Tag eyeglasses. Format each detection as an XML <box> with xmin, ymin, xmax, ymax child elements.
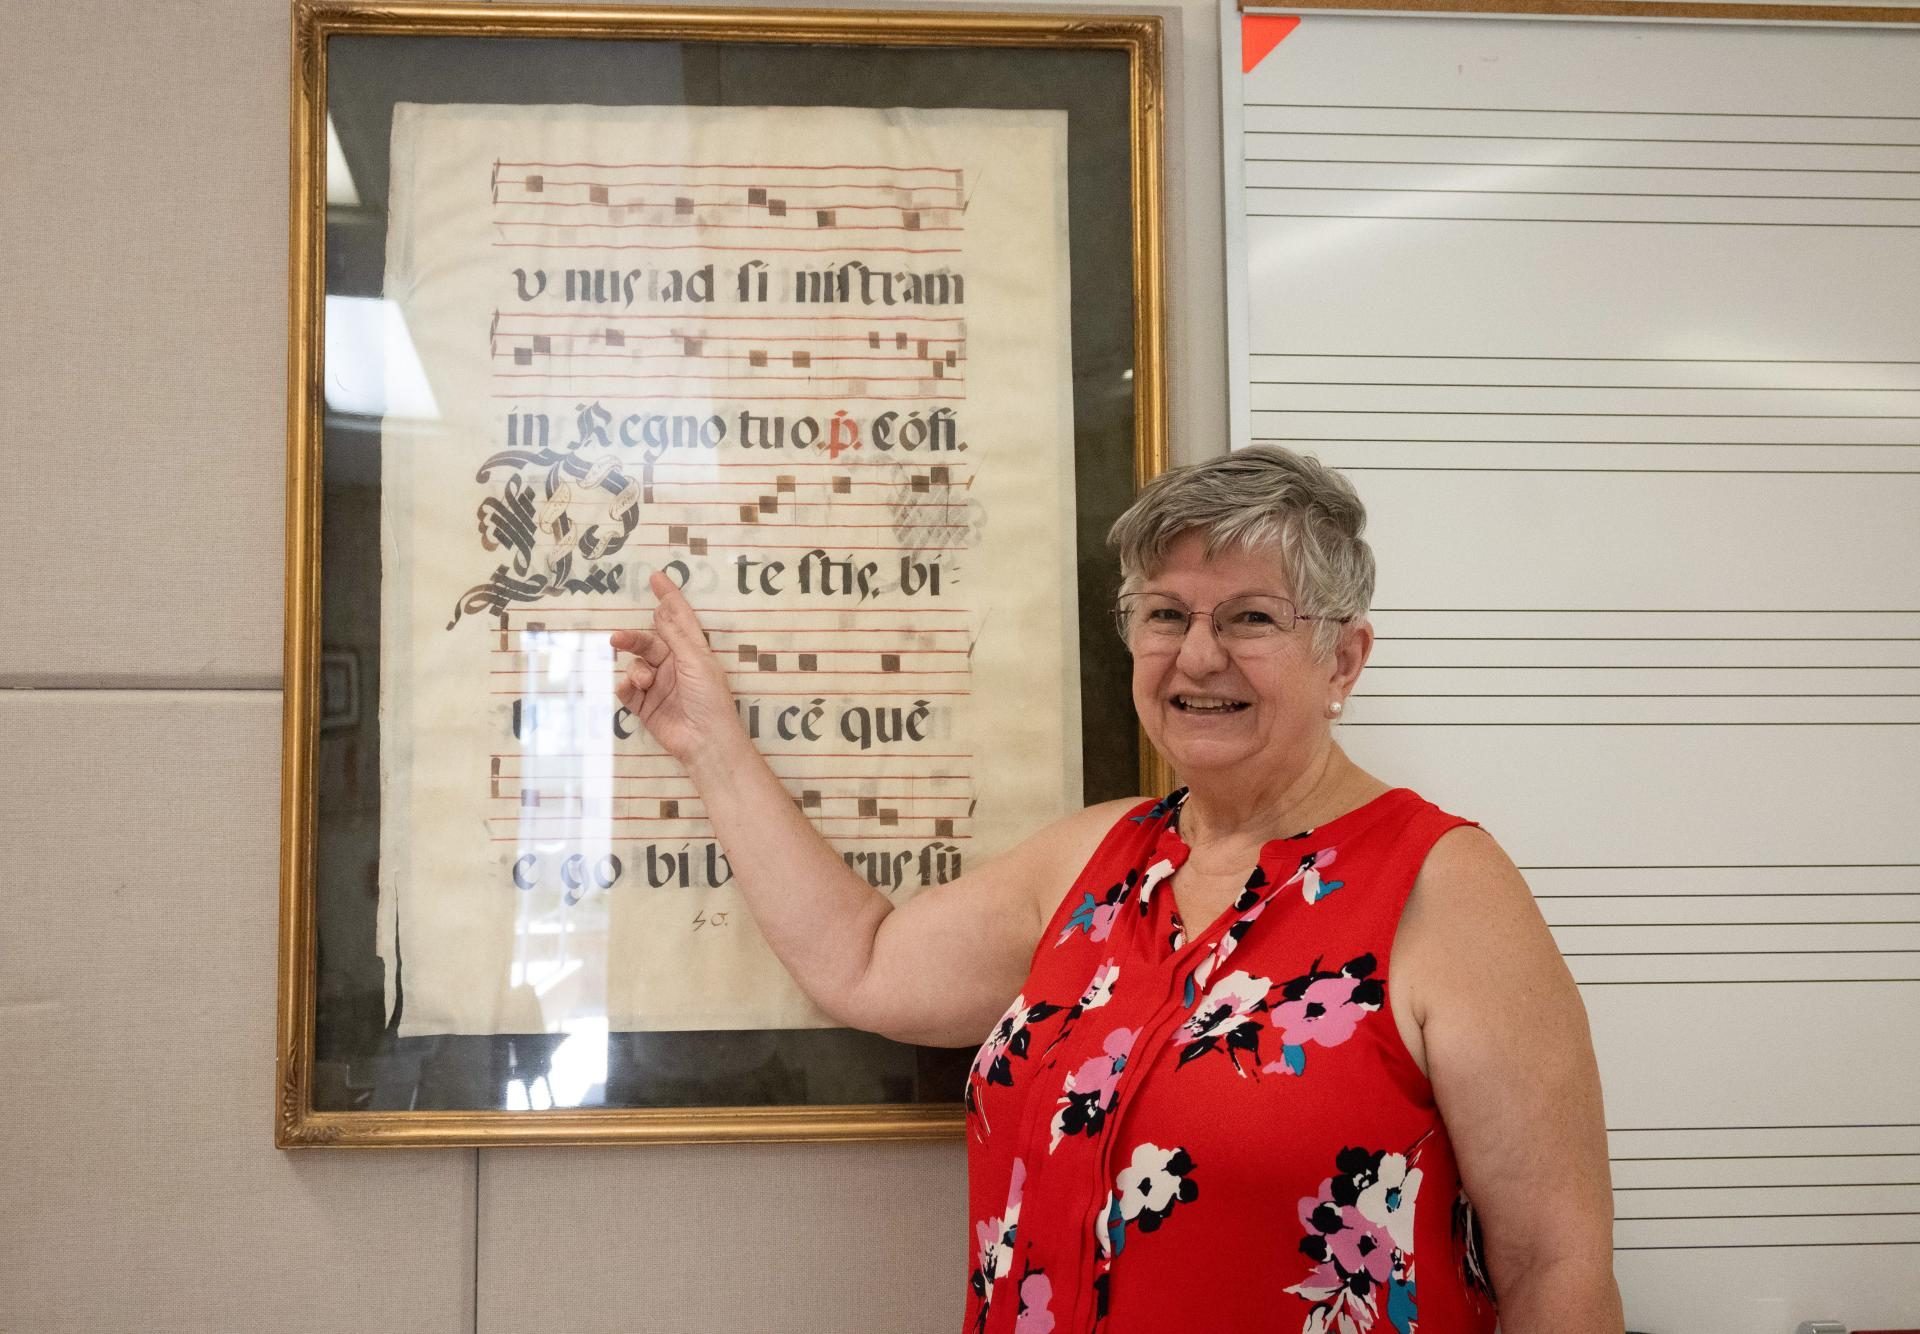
<box><xmin>1113</xmin><ymin>592</ymin><xmax>1349</xmax><ymax>653</ymax></box>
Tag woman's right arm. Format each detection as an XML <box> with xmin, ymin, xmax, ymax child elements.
<box><xmin>615</xmin><ymin>572</ymin><xmax>1139</xmax><ymax>1047</ymax></box>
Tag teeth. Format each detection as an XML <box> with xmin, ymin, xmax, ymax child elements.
<box><xmin>1176</xmin><ymin>695</ymin><xmax>1243</xmax><ymax>712</ymax></box>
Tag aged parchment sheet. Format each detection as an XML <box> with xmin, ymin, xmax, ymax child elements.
<box><xmin>377</xmin><ymin>104</ymin><xmax>1080</xmax><ymax>1036</ymax></box>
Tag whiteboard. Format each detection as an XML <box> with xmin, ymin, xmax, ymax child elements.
<box><xmin>1223</xmin><ymin>5</ymin><xmax>1920</xmax><ymax>1331</ymax></box>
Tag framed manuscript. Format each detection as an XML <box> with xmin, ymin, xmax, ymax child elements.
<box><xmin>279</xmin><ymin>0</ymin><xmax>1166</xmax><ymax>1146</ymax></box>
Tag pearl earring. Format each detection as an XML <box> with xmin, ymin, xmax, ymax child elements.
<box><xmin>1328</xmin><ymin>699</ymin><xmax>1344</xmax><ymax>717</ymax></box>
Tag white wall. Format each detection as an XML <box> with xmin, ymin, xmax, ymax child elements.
<box><xmin>0</xmin><ymin>1</ymin><xmax>1225</xmax><ymax>1329</ymax></box>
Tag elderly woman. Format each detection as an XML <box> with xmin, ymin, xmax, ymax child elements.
<box><xmin>612</xmin><ymin>446</ymin><xmax>1621</xmax><ymax>1334</ymax></box>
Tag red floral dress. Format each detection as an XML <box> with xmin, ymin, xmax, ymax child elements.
<box><xmin>964</xmin><ymin>788</ymin><xmax>1500</xmax><ymax>1334</ymax></box>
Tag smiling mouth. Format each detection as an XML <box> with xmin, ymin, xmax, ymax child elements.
<box><xmin>1171</xmin><ymin>694</ymin><xmax>1250</xmax><ymax>714</ymax></box>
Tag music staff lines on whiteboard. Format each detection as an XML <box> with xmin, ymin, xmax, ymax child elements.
<box><xmin>1243</xmin><ymin>101</ymin><xmax>1920</xmax><ymax>226</ymax></box>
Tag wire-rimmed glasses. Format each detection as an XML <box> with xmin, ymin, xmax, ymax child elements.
<box><xmin>1113</xmin><ymin>591</ymin><xmax>1350</xmax><ymax>654</ymax></box>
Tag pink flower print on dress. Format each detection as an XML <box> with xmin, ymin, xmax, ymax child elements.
<box><xmin>1288</xmin><ymin>1146</ymin><xmax>1422</xmax><ymax>1334</ymax></box>
<box><xmin>1050</xmin><ymin>1026</ymin><xmax>1136</xmax><ymax>1151</ymax></box>
<box><xmin>1013</xmin><ymin>1270</ymin><xmax>1055</xmax><ymax>1334</ymax></box>
<box><xmin>1262</xmin><ymin>954</ymin><xmax>1383</xmax><ymax>1078</ymax></box>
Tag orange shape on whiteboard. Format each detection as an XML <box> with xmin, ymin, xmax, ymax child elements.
<box><xmin>1242</xmin><ymin>14</ymin><xmax>1300</xmax><ymax>74</ymax></box>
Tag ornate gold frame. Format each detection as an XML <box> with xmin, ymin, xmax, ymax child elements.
<box><xmin>280</xmin><ymin>0</ymin><xmax>1167</xmax><ymax>1147</ymax></box>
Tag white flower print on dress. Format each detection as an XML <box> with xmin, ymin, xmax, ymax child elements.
<box><xmin>970</xmin><ymin>1159</ymin><xmax>1027</xmax><ymax>1331</ymax></box>
<box><xmin>1173</xmin><ymin>970</ymin><xmax>1274</xmax><ymax>1075</ymax></box>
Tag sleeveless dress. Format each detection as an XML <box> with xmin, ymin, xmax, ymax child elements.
<box><xmin>963</xmin><ymin>787</ymin><xmax>1500</xmax><ymax>1334</ymax></box>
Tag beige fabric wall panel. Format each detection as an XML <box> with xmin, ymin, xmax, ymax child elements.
<box><xmin>477</xmin><ymin>1141</ymin><xmax>968</xmax><ymax>1334</ymax></box>
<box><xmin>0</xmin><ymin>692</ymin><xmax>475</xmax><ymax>1334</ymax></box>
<box><xmin>0</xmin><ymin>1</ymin><xmax>289</xmax><ymax>688</ymax></box>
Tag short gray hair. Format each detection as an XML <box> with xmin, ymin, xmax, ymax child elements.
<box><xmin>1107</xmin><ymin>446</ymin><xmax>1375</xmax><ymax>657</ymax></box>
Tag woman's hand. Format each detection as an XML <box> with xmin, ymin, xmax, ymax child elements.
<box><xmin>609</xmin><ymin>572</ymin><xmax>746</xmax><ymax>769</ymax></box>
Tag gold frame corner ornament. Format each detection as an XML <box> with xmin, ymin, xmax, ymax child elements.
<box><xmin>278</xmin><ymin>0</ymin><xmax>1168</xmax><ymax>1148</ymax></box>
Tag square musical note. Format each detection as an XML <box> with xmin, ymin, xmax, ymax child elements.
<box><xmin>758</xmin><ymin>496</ymin><xmax>778</xmax><ymax>514</ymax></box>
<box><xmin>661</xmin><ymin>800</ymin><xmax>679</xmax><ymax>818</ymax></box>
<box><xmin>933</xmin><ymin>363</ymin><xmax>945</xmax><ymax>379</ymax></box>
<box><xmin>895</xmin><ymin>333</ymin><xmax>908</xmax><ymax>349</ymax></box>
<box><xmin>868</xmin><ymin>331</ymin><xmax>881</xmax><ymax>348</ymax></box>
<box><xmin>683</xmin><ymin>338</ymin><xmax>702</xmax><ymax>357</ymax></box>
<box><xmin>816</xmin><ymin>210</ymin><xmax>835</xmax><ymax>227</ymax></box>
<box><xmin>832</xmin><ymin>477</ymin><xmax>853</xmax><ymax>495</ymax></box>
<box><xmin>904</xmin><ymin>212</ymin><xmax>921</xmax><ymax>231</ymax></box>
<box><xmin>858</xmin><ymin>797</ymin><xmax>879</xmax><ymax>817</ymax></box>
<box><xmin>911</xmin><ymin>476</ymin><xmax>929</xmax><ymax>493</ymax></box>
<box><xmin>757</xmin><ymin>653</ymin><xmax>778</xmax><ymax>671</ymax></box>
<box><xmin>801</xmin><ymin>789</ymin><xmax>821</xmax><ymax>809</ymax></box>
<box><xmin>769</xmin><ymin>200</ymin><xmax>787</xmax><ymax>217</ymax></box>
<box><xmin>737</xmin><ymin>645</ymin><xmax>758</xmax><ymax>663</ymax></box>
<box><xmin>668</xmin><ymin>525</ymin><xmax>688</xmax><ymax>544</ymax></box>
<box><xmin>749</xmin><ymin>350</ymin><xmax>768</xmax><ymax>368</ymax></box>
<box><xmin>514</xmin><ymin>348</ymin><xmax>532</xmax><ymax>365</ymax></box>
<box><xmin>792</xmin><ymin>351</ymin><xmax>811</xmax><ymax>368</ymax></box>
<box><xmin>689</xmin><ymin>538</ymin><xmax>708</xmax><ymax>555</ymax></box>
<box><xmin>748</xmin><ymin>188</ymin><xmax>768</xmax><ymax>206</ymax></box>
<box><xmin>945</xmin><ymin>350</ymin><xmax>958</xmax><ymax>366</ymax></box>
<box><xmin>776</xmin><ymin>476</ymin><xmax>796</xmax><ymax>493</ymax></box>
<box><xmin>739</xmin><ymin>505</ymin><xmax>758</xmax><ymax>523</ymax></box>
<box><xmin>930</xmin><ymin>466</ymin><xmax>950</xmax><ymax>484</ymax></box>
<box><xmin>605</xmin><ymin>328</ymin><xmax>625</xmax><ymax>347</ymax></box>
<box><xmin>589</xmin><ymin>185</ymin><xmax>609</xmax><ymax>205</ymax></box>
<box><xmin>879</xmin><ymin>809</ymin><xmax>899</xmax><ymax>827</ymax></box>
<box><xmin>848</xmin><ymin>380</ymin><xmax>867</xmax><ymax>395</ymax></box>
<box><xmin>532</xmin><ymin>335</ymin><xmax>551</xmax><ymax>354</ymax></box>
<box><xmin>675</xmin><ymin>196</ymin><xmax>694</xmax><ymax>215</ymax></box>
<box><xmin>916</xmin><ymin>340</ymin><xmax>929</xmax><ymax>357</ymax></box>
<box><xmin>520</xmin><ymin>789</ymin><xmax>540</xmax><ymax>808</ymax></box>
<box><xmin>524</xmin><ymin>174</ymin><xmax>544</xmax><ymax>193</ymax></box>
<box><xmin>799</xmin><ymin>653</ymin><xmax>818</xmax><ymax>671</ymax></box>
<box><xmin>935</xmin><ymin>819</ymin><xmax>955</xmax><ymax>837</ymax></box>
<box><xmin>881</xmin><ymin>654</ymin><xmax>901</xmax><ymax>672</ymax></box>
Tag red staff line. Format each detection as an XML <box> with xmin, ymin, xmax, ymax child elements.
<box><xmin>498</xmin><ymin>774</ymin><xmax>976</xmax><ymax>782</ymax></box>
<box><xmin>590</xmin><ymin>461</ymin><xmax>969</xmax><ymax>471</ymax></box>
<box><xmin>521</xmin><ymin>541</ymin><xmax>961</xmax><ymax>551</ymax></box>
<box><xmin>499</xmin><ymin>645</ymin><xmax>972</xmax><ymax>654</ymax></box>
<box><xmin>498</xmin><ymin>180</ymin><xmax>962</xmax><ymax>194</ymax></box>
<box><xmin>498</xmin><ymin>793</ymin><xmax>974</xmax><ymax>803</ymax></box>
<box><xmin>489</xmin><ymin>394</ymin><xmax>966</xmax><ymax>402</ymax></box>
<box><xmin>491</xmin><ymin>372</ymin><xmax>963</xmax><ymax>384</ymax></box>
<box><xmin>490</xmin><ymin>752</ymin><xmax>974</xmax><ymax>758</ymax></box>
<box><xmin>493</xmin><ymin>817</ymin><xmax>964</xmax><ymax>828</ymax></box>
<box><xmin>505</xmin><ymin>629</ymin><xmax>971</xmax><ymax>638</ymax></box>
<box><xmin>493</xmin><ymin>668</ymin><xmax>969</xmax><ymax>676</ymax></box>
<box><xmin>495</xmin><ymin>354</ymin><xmax>965</xmax><ymax>367</ymax></box>
<box><xmin>494</xmin><ymin>689</ymin><xmax>969</xmax><ymax>696</ymax></box>
<box><xmin>496</xmin><ymin>160</ymin><xmax>960</xmax><ymax>172</ymax></box>
<box><xmin>503</xmin><ymin>312</ymin><xmax>964</xmax><ymax>322</ymax></box>
<box><xmin>496</xmin><ymin>220</ymin><xmax>963</xmax><ymax>233</ymax></box>
<box><xmin>490</xmin><ymin>834</ymin><xmax>972</xmax><ymax>842</ymax></box>
<box><xmin>491</xmin><ymin>242</ymin><xmax>962</xmax><ymax>255</ymax></box>
<box><xmin>528</xmin><ymin>609</ymin><xmax>973</xmax><ymax>617</ymax></box>
<box><xmin>493</xmin><ymin>333</ymin><xmax>965</xmax><ymax>344</ymax></box>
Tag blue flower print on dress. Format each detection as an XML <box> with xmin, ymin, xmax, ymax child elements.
<box><xmin>1284</xmin><ymin>847</ymin><xmax>1344</xmax><ymax>904</ymax></box>
<box><xmin>1058</xmin><ymin>868</ymin><xmax>1140</xmax><ymax>946</ymax></box>
<box><xmin>1128</xmin><ymin>788</ymin><xmax>1188</xmax><ymax>826</ymax></box>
